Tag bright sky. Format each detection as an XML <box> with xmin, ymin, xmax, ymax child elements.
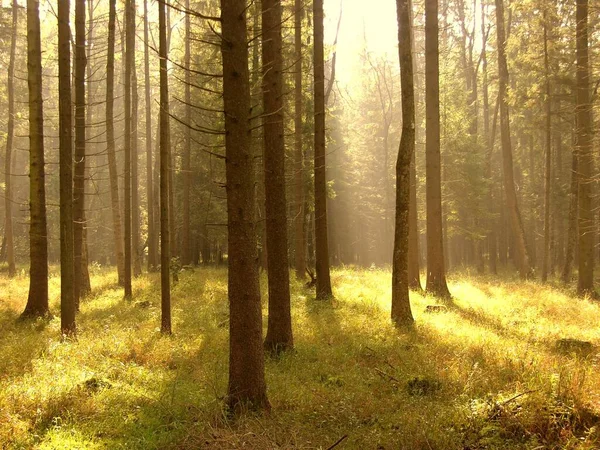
<box><xmin>324</xmin><ymin>0</ymin><xmax>399</xmax><ymax>86</ymax></box>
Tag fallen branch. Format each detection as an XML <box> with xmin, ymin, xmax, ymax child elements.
<box><xmin>326</xmin><ymin>434</ymin><xmax>348</xmax><ymax>450</ymax></box>
<box><xmin>375</xmin><ymin>368</ymin><xmax>400</xmax><ymax>383</ymax></box>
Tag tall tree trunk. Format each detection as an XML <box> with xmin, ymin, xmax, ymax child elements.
<box><xmin>58</xmin><ymin>0</ymin><xmax>75</xmax><ymax>334</ymax></box>
<box><xmin>132</xmin><ymin>6</ymin><xmax>141</xmax><ymax>278</ymax></box>
<box><xmin>158</xmin><ymin>0</ymin><xmax>172</xmax><ymax>334</ymax></box>
<box><xmin>408</xmin><ymin>0</ymin><xmax>421</xmax><ymax>290</ymax></box>
<box><xmin>181</xmin><ymin>0</ymin><xmax>192</xmax><ymax>266</ymax></box>
<box><xmin>313</xmin><ymin>0</ymin><xmax>333</xmax><ymax>299</ymax></box>
<box><xmin>495</xmin><ymin>0</ymin><xmax>531</xmax><ymax>279</ymax></box>
<box><xmin>4</xmin><ymin>0</ymin><xmax>17</xmax><ymax>278</ymax></box>
<box><xmin>425</xmin><ymin>0</ymin><xmax>450</xmax><ymax>298</ymax></box>
<box><xmin>262</xmin><ymin>0</ymin><xmax>293</xmax><ymax>353</ymax></box>
<box><xmin>392</xmin><ymin>0</ymin><xmax>416</xmax><ymax>326</ymax></box>
<box><xmin>294</xmin><ymin>0</ymin><xmax>306</xmax><ymax>280</ymax></box>
<box><xmin>21</xmin><ymin>0</ymin><xmax>49</xmax><ymax>318</ymax></box>
<box><xmin>576</xmin><ymin>0</ymin><xmax>595</xmax><ymax>296</ymax></box>
<box><xmin>221</xmin><ymin>0</ymin><xmax>269</xmax><ymax>411</ymax></box>
<box><xmin>74</xmin><ymin>0</ymin><xmax>88</xmax><ymax>308</ymax></box>
<box><xmin>106</xmin><ymin>0</ymin><xmax>125</xmax><ymax>285</ymax></box>
<box><xmin>144</xmin><ymin>0</ymin><xmax>156</xmax><ymax>272</ymax></box>
<box><xmin>541</xmin><ymin>11</ymin><xmax>552</xmax><ymax>282</ymax></box>
<box><xmin>123</xmin><ymin>0</ymin><xmax>134</xmax><ymax>298</ymax></box>
<box><xmin>562</xmin><ymin>140</ymin><xmax>578</xmax><ymax>283</ymax></box>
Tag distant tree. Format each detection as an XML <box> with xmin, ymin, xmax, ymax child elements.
<box><xmin>424</xmin><ymin>0</ymin><xmax>450</xmax><ymax>298</ymax></box>
<box><xmin>221</xmin><ymin>0</ymin><xmax>269</xmax><ymax>411</ymax></box>
<box><xmin>293</xmin><ymin>0</ymin><xmax>306</xmax><ymax>280</ymax></box>
<box><xmin>131</xmin><ymin>1</ymin><xmax>141</xmax><ymax>278</ymax></box>
<box><xmin>541</xmin><ymin>8</ymin><xmax>552</xmax><ymax>283</ymax></box>
<box><xmin>391</xmin><ymin>0</ymin><xmax>416</xmax><ymax>326</ymax></box>
<box><xmin>74</xmin><ymin>0</ymin><xmax>90</xmax><ymax>308</ymax></box>
<box><xmin>313</xmin><ymin>0</ymin><xmax>333</xmax><ymax>300</ymax></box>
<box><xmin>21</xmin><ymin>0</ymin><xmax>49</xmax><ymax>319</ymax></box>
<box><xmin>58</xmin><ymin>0</ymin><xmax>76</xmax><ymax>334</ymax></box>
<box><xmin>4</xmin><ymin>0</ymin><xmax>17</xmax><ymax>278</ymax></box>
<box><xmin>158</xmin><ymin>0</ymin><xmax>171</xmax><ymax>334</ymax></box>
<box><xmin>575</xmin><ymin>0</ymin><xmax>594</xmax><ymax>296</ymax></box>
<box><xmin>123</xmin><ymin>0</ymin><xmax>134</xmax><ymax>298</ymax></box>
<box><xmin>181</xmin><ymin>0</ymin><xmax>192</xmax><ymax>267</ymax></box>
<box><xmin>106</xmin><ymin>0</ymin><xmax>125</xmax><ymax>285</ymax></box>
<box><xmin>494</xmin><ymin>0</ymin><xmax>532</xmax><ymax>279</ymax></box>
<box><xmin>262</xmin><ymin>0</ymin><xmax>294</xmax><ymax>353</ymax></box>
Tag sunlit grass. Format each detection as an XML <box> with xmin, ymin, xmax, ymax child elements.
<box><xmin>0</xmin><ymin>265</ymin><xmax>599</xmax><ymax>449</ymax></box>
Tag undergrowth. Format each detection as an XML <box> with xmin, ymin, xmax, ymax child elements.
<box><xmin>0</xmin><ymin>266</ymin><xmax>599</xmax><ymax>449</ymax></box>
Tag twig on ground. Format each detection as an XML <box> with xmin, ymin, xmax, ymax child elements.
<box><xmin>326</xmin><ymin>434</ymin><xmax>348</xmax><ymax>450</ymax></box>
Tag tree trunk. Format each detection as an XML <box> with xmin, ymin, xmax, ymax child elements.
<box><xmin>313</xmin><ymin>0</ymin><xmax>333</xmax><ymax>299</ymax></box>
<box><xmin>58</xmin><ymin>0</ymin><xmax>76</xmax><ymax>334</ymax></box>
<box><xmin>541</xmin><ymin>12</ymin><xmax>552</xmax><ymax>282</ymax></box>
<box><xmin>294</xmin><ymin>0</ymin><xmax>306</xmax><ymax>280</ymax></box>
<box><xmin>144</xmin><ymin>0</ymin><xmax>156</xmax><ymax>272</ymax></box>
<box><xmin>106</xmin><ymin>0</ymin><xmax>125</xmax><ymax>285</ymax></box>
<box><xmin>123</xmin><ymin>0</ymin><xmax>134</xmax><ymax>298</ymax></box>
<box><xmin>575</xmin><ymin>0</ymin><xmax>595</xmax><ymax>296</ymax></box>
<box><xmin>495</xmin><ymin>0</ymin><xmax>532</xmax><ymax>279</ymax></box>
<box><xmin>158</xmin><ymin>0</ymin><xmax>171</xmax><ymax>334</ymax></box>
<box><xmin>262</xmin><ymin>0</ymin><xmax>293</xmax><ymax>353</ymax></box>
<box><xmin>21</xmin><ymin>0</ymin><xmax>49</xmax><ymax>319</ymax></box>
<box><xmin>74</xmin><ymin>0</ymin><xmax>88</xmax><ymax>308</ymax></box>
<box><xmin>181</xmin><ymin>0</ymin><xmax>192</xmax><ymax>267</ymax></box>
<box><xmin>425</xmin><ymin>0</ymin><xmax>451</xmax><ymax>298</ymax></box>
<box><xmin>392</xmin><ymin>0</ymin><xmax>416</xmax><ymax>326</ymax></box>
<box><xmin>131</xmin><ymin>5</ymin><xmax>141</xmax><ymax>278</ymax></box>
<box><xmin>221</xmin><ymin>0</ymin><xmax>269</xmax><ymax>411</ymax></box>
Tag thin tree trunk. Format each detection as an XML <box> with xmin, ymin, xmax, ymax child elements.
<box><xmin>262</xmin><ymin>0</ymin><xmax>293</xmax><ymax>353</ymax></box>
<box><xmin>158</xmin><ymin>0</ymin><xmax>171</xmax><ymax>334</ymax></box>
<box><xmin>106</xmin><ymin>0</ymin><xmax>125</xmax><ymax>285</ymax></box>
<box><xmin>576</xmin><ymin>0</ymin><xmax>595</xmax><ymax>295</ymax></box>
<box><xmin>181</xmin><ymin>0</ymin><xmax>192</xmax><ymax>266</ymax></box>
<box><xmin>392</xmin><ymin>0</ymin><xmax>416</xmax><ymax>326</ymax></box>
<box><xmin>425</xmin><ymin>0</ymin><xmax>451</xmax><ymax>298</ymax></box>
<box><xmin>22</xmin><ymin>0</ymin><xmax>49</xmax><ymax>319</ymax></box>
<box><xmin>132</xmin><ymin>8</ymin><xmax>141</xmax><ymax>277</ymax></box>
<box><xmin>58</xmin><ymin>0</ymin><xmax>76</xmax><ymax>334</ymax></box>
<box><xmin>221</xmin><ymin>0</ymin><xmax>269</xmax><ymax>412</ymax></box>
<box><xmin>144</xmin><ymin>0</ymin><xmax>156</xmax><ymax>271</ymax></box>
<box><xmin>294</xmin><ymin>0</ymin><xmax>306</xmax><ymax>280</ymax></box>
<box><xmin>123</xmin><ymin>0</ymin><xmax>134</xmax><ymax>297</ymax></box>
<box><xmin>4</xmin><ymin>0</ymin><xmax>17</xmax><ymax>278</ymax></box>
<box><xmin>495</xmin><ymin>0</ymin><xmax>532</xmax><ymax>279</ymax></box>
<box><xmin>74</xmin><ymin>0</ymin><xmax>87</xmax><ymax>308</ymax></box>
<box><xmin>313</xmin><ymin>0</ymin><xmax>333</xmax><ymax>299</ymax></box>
<box><xmin>541</xmin><ymin>11</ymin><xmax>552</xmax><ymax>282</ymax></box>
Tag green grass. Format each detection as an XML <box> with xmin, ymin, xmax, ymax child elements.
<box><xmin>1</xmin><ymin>266</ymin><xmax>599</xmax><ymax>449</ymax></box>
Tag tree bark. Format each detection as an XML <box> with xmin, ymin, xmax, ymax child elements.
<box><xmin>144</xmin><ymin>0</ymin><xmax>156</xmax><ymax>272</ymax></box>
<box><xmin>131</xmin><ymin>3</ymin><xmax>141</xmax><ymax>278</ymax></box>
<box><xmin>541</xmin><ymin>11</ymin><xmax>552</xmax><ymax>282</ymax></box>
<box><xmin>4</xmin><ymin>0</ymin><xmax>17</xmax><ymax>278</ymax></box>
<box><xmin>106</xmin><ymin>0</ymin><xmax>125</xmax><ymax>285</ymax></box>
<box><xmin>21</xmin><ymin>0</ymin><xmax>49</xmax><ymax>319</ymax></box>
<box><xmin>221</xmin><ymin>0</ymin><xmax>269</xmax><ymax>411</ymax></box>
<box><xmin>425</xmin><ymin>0</ymin><xmax>451</xmax><ymax>298</ymax></box>
<box><xmin>392</xmin><ymin>0</ymin><xmax>416</xmax><ymax>326</ymax></box>
<box><xmin>123</xmin><ymin>0</ymin><xmax>134</xmax><ymax>297</ymax></box>
<box><xmin>262</xmin><ymin>0</ymin><xmax>293</xmax><ymax>353</ymax></box>
<box><xmin>495</xmin><ymin>0</ymin><xmax>532</xmax><ymax>279</ymax></box>
<box><xmin>575</xmin><ymin>0</ymin><xmax>595</xmax><ymax>295</ymax></box>
<box><xmin>181</xmin><ymin>0</ymin><xmax>192</xmax><ymax>267</ymax></box>
<box><xmin>58</xmin><ymin>0</ymin><xmax>76</xmax><ymax>334</ymax></box>
<box><xmin>313</xmin><ymin>0</ymin><xmax>333</xmax><ymax>299</ymax></box>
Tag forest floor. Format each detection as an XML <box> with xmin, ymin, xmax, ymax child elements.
<box><xmin>1</xmin><ymin>266</ymin><xmax>600</xmax><ymax>449</ymax></box>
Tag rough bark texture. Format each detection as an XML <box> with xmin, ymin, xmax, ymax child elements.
<box><xmin>58</xmin><ymin>0</ymin><xmax>75</xmax><ymax>335</ymax></box>
<box><xmin>294</xmin><ymin>0</ymin><xmax>306</xmax><ymax>280</ymax></box>
<box><xmin>106</xmin><ymin>0</ymin><xmax>125</xmax><ymax>285</ymax></box>
<box><xmin>221</xmin><ymin>0</ymin><xmax>269</xmax><ymax>411</ymax></box>
<box><xmin>392</xmin><ymin>0</ymin><xmax>416</xmax><ymax>326</ymax></box>
<box><xmin>424</xmin><ymin>0</ymin><xmax>451</xmax><ymax>298</ymax></box>
<box><xmin>4</xmin><ymin>0</ymin><xmax>17</xmax><ymax>278</ymax></box>
<box><xmin>262</xmin><ymin>0</ymin><xmax>293</xmax><ymax>353</ymax></box>
<box><xmin>313</xmin><ymin>0</ymin><xmax>333</xmax><ymax>299</ymax></box>
<box><xmin>181</xmin><ymin>0</ymin><xmax>192</xmax><ymax>267</ymax></box>
<box><xmin>495</xmin><ymin>0</ymin><xmax>532</xmax><ymax>279</ymax></box>
<box><xmin>22</xmin><ymin>0</ymin><xmax>49</xmax><ymax>319</ymax></box>
<box><xmin>74</xmin><ymin>0</ymin><xmax>88</xmax><ymax>308</ymax></box>
<box><xmin>144</xmin><ymin>0</ymin><xmax>156</xmax><ymax>272</ymax></box>
<box><xmin>575</xmin><ymin>0</ymin><xmax>594</xmax><ymax>296</ymax></box>
<box><xmin>123</xmin><ymin>0</ymin><xmax>134</xmax><ymax>298</ymax></box>
<box><xmin>159</xmin><ymin>0</ymin><xmax>172</xmax><ymax>334</ymax></box>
